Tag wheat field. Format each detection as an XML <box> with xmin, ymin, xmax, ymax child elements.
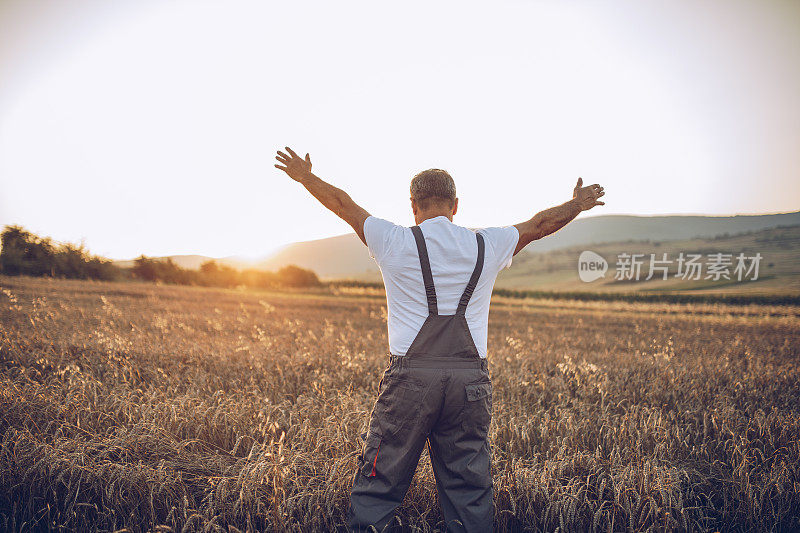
<box><xmin>1</xmin><ymin>276</ymin><xmax>798</xmax><ymax>531</ymax></box>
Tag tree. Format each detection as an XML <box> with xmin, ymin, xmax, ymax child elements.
<box><xmin>0</xmin><ymin>225</ymin><xmax>56</xmax><ymax>276</ymax></box>
<box><xmin>277</xmin><ymin>265</ymin><xmax>320</xmax><ymax>288</ymax></box>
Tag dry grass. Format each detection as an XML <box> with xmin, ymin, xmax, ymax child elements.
<box><xmin>1</xmin><ymin>276</ymin><xmax>798</xmax><ymax>532</ymax></box>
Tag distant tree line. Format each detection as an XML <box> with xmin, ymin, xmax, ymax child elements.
<box><xmin>0</xmin><ymin>226</ymin><xmax>119</xmax><ymax>280</ymax></box>
<box><xmin>130</xmin><ymin>257</ymin><xmax>319</xmax><ymax>288</ymax></box>
<box><xmin>0</xmin><ymin>225</ymin><xmax>320</xmax><ymax>289</ymax></box>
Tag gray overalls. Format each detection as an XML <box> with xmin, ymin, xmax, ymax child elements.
<box><xmin>348</xmin><ymin>225</ymin><xmax>493</xmax><ymax>532</ymax></box>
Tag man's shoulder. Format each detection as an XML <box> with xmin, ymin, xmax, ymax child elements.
<box><xmin>365</xmin><ymin>216</ymin><xmax>410</xmax><ymax>237</ymax></box>
<box><xmin>477</xmin><ymin>224</ymin><xmax>520</xmax><ymax>240</ymax></box>
<box><xmin>476</xmin><ymin>225</ymin><xmax>520</xmax><ymax>272</ymax></box>
<box><xmin>364</xmin><ymin>216</ymin><xmax>411</xmax><ymax>262</ymax></box>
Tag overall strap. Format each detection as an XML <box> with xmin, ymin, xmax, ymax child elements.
<box><xmin>456</xmin><ymin>232</ymin><xmax>485</xmax><ymax>315</ymax></box>
<box><xmin>411</xmin><ymin>225</ymin><xmax>438</xmax><ymax>316</ymax></box>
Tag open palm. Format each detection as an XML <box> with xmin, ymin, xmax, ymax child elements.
<box><xmin>275</xmin><ymin>146</ymin><xmax>312</xmax><ymax>182</ymax></box>
<box><xmin>573</xmin><ymin>178</ymin><xmax>605</xmax><ymax>211</ymax></box>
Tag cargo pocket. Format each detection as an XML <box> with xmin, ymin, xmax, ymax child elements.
<box><xmin>462</xmin><ymin>381</ymin><xmax>492</xmax><ymax>432</ymax></box>
<box><xmin>359</xmin><ymin>431</ymin><xmax>382</xmax><ymax>477</ymax></box>
<box><xmin>373</xmin><ymin>375</ymin><xmax>423</xmax><ymax>436</ymax></box>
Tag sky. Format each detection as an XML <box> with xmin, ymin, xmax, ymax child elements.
<box><xmin>0</xmin><ymin>0</ymin><xmax>798</xmax><ymax>259</ymax></box>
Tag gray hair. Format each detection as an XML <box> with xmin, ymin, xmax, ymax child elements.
<box><xmin>410</xmin><ymin>169</ymin><xmax>456</xmax><ymax>209</ymax></box>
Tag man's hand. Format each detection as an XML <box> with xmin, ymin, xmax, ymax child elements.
<box><xmin>275</xmin><ymin>146</ymin><xmax>313</xmax><ymax>182</ymax></box>
<box><xmin>572</xmin><ymin>177</ymin><xmax>605</xmax><ymax>211</ymax></box>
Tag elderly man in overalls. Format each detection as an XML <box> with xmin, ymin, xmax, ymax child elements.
<box><xmin>274</xmin><ymin>147</ymin><xmax>605</xmax><ymax>532</ymax></box>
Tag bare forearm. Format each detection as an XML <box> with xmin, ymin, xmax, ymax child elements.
<box><xmin>514</xmin><ymin>198</ymin><xmax>581</xmax><ymax>255</ymax></box>
<box><xmin>530</xmin><ymin>198</ymin><xmax>582</xmax><ymax>238</ymax></box>
<box><xmin>299</xmin><ymin>173</ymin><xmax>351</xmax><ymax>217</ymax></box>
<box><xmin>297</xmin><ymin>172</ymin><xmax>369</xmax><ymax>243</ymax></box>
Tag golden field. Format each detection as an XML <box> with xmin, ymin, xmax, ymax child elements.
<box><xmin>1</xmin><ymin>276</ymin><xmax>799</xmax><ymax>531</ymax></box>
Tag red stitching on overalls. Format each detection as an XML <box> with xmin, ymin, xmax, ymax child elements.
<box><xmin>369</xmin><ymin>444</ymin><xmax>381</xmax><ymax>477</ymax></box>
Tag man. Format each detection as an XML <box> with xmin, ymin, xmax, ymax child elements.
<box><xmin>274</xmin><ymin>147</ymin><xmax>605</xmax><ymax>531</ymax></box>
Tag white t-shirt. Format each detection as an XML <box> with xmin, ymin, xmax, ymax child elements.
<box><xmin>364</xmin><ymin>215</ymin><xmax>519</xmax><ymax>358</ymax></box>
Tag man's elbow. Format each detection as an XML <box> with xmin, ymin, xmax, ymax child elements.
<box><xmin>332</xmin><ymin>196</ymin><xmax>349</xmax><ymax>218</ymax></box>
<box><xmin>514</xmin><ymin>230</ymin><xmax>538</xmax><ymax>255</ymax></box>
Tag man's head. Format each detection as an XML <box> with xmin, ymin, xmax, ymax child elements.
<box><xmin>410</xmin><ymin>169</ymin><xmax>458</xmax><ymax>223</ymax></box>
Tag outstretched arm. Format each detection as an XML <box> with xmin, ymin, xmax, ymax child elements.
<box><xmin>513</xmin><ymin>178</ymin><xmax>605</xmax><ymax>255</ymax></box>
<box><xmin>274</xmin><ymin>147</ymin><xmax>370</xmax><ymax>245</ymax></box>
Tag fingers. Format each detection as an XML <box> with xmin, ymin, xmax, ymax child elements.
<box><xmin>588</xmin><ymin>183</ymin><xmax>604</xmax><ymax>199</ymax></box>
<box><xmin>275</xmin><ymin>147</ymin><xmax>309</xmax><ymax>173</ymax></box>
<box><xmin>595</xmin><ymin>201</ymin><xmax>605</xmax><ymax>206</ymax></box>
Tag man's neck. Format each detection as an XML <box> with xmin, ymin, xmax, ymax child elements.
<box><xmin>415</xmin><ymin>211</ymin><xmax>453</xmax><ymax>225</ymax></box>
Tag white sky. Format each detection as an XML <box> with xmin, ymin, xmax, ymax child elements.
<box><xmin>0</xmin><ymin>0</ymin><xmax>798</xmax><ymax>259</ymax></box>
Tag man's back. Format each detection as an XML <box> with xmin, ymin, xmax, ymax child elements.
<box><xmin>364</xmin><ymin>215</ymin><xmax>519</xmax><ymax>357</ymax></box>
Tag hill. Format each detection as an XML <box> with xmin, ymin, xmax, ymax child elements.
<box><xmin>256</xmin><ymin>234</ymin><xmax>380</xmax><ymax>281</ymax></box>
<box><xmin>497</xmin><ymin>224</ymin><xmax>800</xmax><ymax>293</ymax></box>
<box><xmin>522</xmin><ymin>210</ymin><xmax>800</xmax><ymax>253</ymax></box>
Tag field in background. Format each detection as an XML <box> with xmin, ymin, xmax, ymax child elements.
<box><xmin>1</xmin><ymin>276</ymin><xmax>799</xmax><ymax>531</ymax></box>
<box><xmin>498</xmin><ymin>225</ymin><xmax>800</xmax><ymax>293</ymax></box>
